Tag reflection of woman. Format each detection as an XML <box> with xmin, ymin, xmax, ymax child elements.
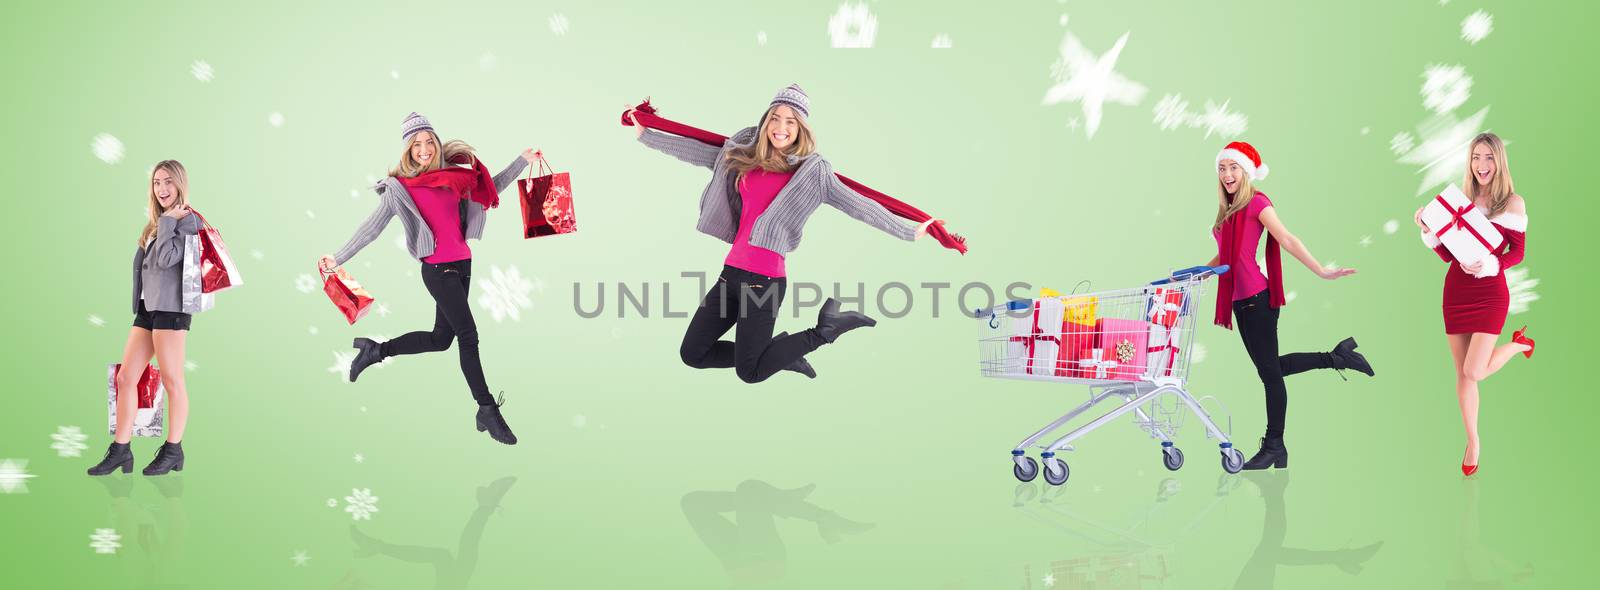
<box><xmin>1448</xmin><ymin>478</ymin><xmax>1534</xmax><ymax>588</ymax></box>
<box><xmin>1234</xmin><ymin>471</ymin><xmax>1383</xmax><ymax>588</ymax></box>
<box><xmin>89</xmin><ymin>160</ymin><xmax>201</xmax><ymax>477</ymax></box>
<box><xmin>350</xmin><ymin>476</ymin><xmax>515</xmax><ymax>590</ymax></box>
<box><xmin>681</xmin><ymin>480</ymin><xmax>873</xmax><ymax>586</ymax></box>
<box><xmin>1413</xmin><ymin>133</ymin><xmax>1532</xmax><ymax>476</ymax></box>
<box><xmin>627</xmin><ymin>85</ymin><xmax>942</xmax><ymax>384</ymax></box>
<box><xmin>1204</xmin><ymin>142</ymin><xmax>1374</xmax><ymax>471</ymax></box>
<box><xmin>320</xmin><ymin>113</ymin><xmax>537</xmax><ymax>445</ymax></box>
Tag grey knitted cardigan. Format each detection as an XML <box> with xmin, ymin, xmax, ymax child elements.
<box><xmin>333</xmin><ymin>157</ymin><xmax>528</xmax><ymax>265</ymax></box>
<box><xmin>637</xmin><ymin>126</ymin><xmax>916</xmax><ymax>252</ymax></box>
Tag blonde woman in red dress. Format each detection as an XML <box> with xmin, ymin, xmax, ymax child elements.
<box><xmin>1413</xmin><ymin>132</ymin><xmax>1534</xmax><ymax>477</ymax></box>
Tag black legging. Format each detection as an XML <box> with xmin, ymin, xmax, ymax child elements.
<box><xmin>680</xmin><ymin>265</ymin><xmax>826</xmax><ymax>383</ymax></box>
<box><xmin>379</xmin><ymin>259</ymin><xmax>493</xmax><ymax>406</ymax></box>
<box><xmin>1232</xmin><ymin>289</ymin><xmax>1337</xmax><ymax>438</ymax></box>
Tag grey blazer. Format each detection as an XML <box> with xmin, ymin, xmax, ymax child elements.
<box><xmin>333</xmin><ymin>157</ymin><xmax>528</xmax><ymax>265</ymax></box>
<box><xmin>132</xmin><ymin>214</ymin><xmax>202</xmax><ymax>314</ymax></box>
<box><xmin>637</xmin><ymin>126</ymin><xmax>916</xmax><ymax>253</ymax></box>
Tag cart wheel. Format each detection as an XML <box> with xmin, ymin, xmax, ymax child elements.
<box><xmin>1013</xmin><ymin>456</ymin><xmax>1039</xmax><ymax>482</ymax></box>
<box><xmin>1042</xmin><ymin>458</ymin><xmax>1070</xmax><ymax>486</ymax></box>
<box><xmin>1163</xmin><ymin>447</ymin><xmax>1185</xmax><ymax>471</ymax></box>
<box><xmin>1221</xmin><ymin>448</ymin><xmax>1245</xmax><ymax>474</ymax></box>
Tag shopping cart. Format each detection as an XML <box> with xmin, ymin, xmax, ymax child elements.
<box><xmin>976</xmin><ymin>265</ymin><xmax>1244</xmax><ymax>486</ymax></box>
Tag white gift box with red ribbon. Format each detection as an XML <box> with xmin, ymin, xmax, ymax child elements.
<box><xmin>1421</xmin><ymin>184</ymin><xmax>1504</xmax><ymax>266</ymax></box>
<box><xmin>1145</xmin><ymin>324</ymin><xmax>1183</xmax><ymax>380</ymax></box>
<box><xmin>1076</xmin><ymin>348</ymin><xmax>1120</xmax><ymax>380</ymax></box>
<box><xmin>1006</xmin><ymin>298</ymin><xmax>1065</xmax><ymax>376</ymax></box>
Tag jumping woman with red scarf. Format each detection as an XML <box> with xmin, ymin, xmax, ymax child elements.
<box><xmin>1206</xmin><ymin>142</ymin><xmax>1374</xmax><ymax>470</ymax></box>
<box><xmin>624</xmin><ymin>85</ymin><xmax>958</xmax><ymax>383</ymax></box>
<box><xmin>319</xmin><ymin>112</ymin><xmax>537</xmax><ymax>445</ymax></box>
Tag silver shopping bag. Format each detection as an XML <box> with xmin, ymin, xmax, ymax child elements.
<box><xmin>107</xmin><ymin>363</ymin><xmax>165</xmax><ymax>438</ymax></box>
<box><xmin>180</xmin><ymin>234</ymin><xmax>215</xmax><ymax>313</ymax></box>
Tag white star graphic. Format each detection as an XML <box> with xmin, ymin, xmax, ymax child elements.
<box><xmin>353</xmin><ymin>453</ymin><xmax>365</xmax><ymax>464</ymax></box>
<box><xmin>328</xmin><ymin>351</ymin><xmax>354</xmax><ymax>379</ymax></box>
<box><xmin>1043</xmin><ymin>572</ymin><xmax>1057</xmax><ymax>587</ymax></box>
<box><xmin>1397</xmin><ymin>108</ymin><xmax>1490</xmax><ymax>196</ymax></box>
<box><xmin>290</xmin><ymin>550</ymin><xmax>310</xmax><ymax>567</ymax></box>
<box><xmin>1042</xmin><ymin>30</ymin><xmax>1147</xmax><ymax>138</ymax></box>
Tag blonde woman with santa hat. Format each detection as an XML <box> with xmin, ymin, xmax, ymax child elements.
<box><xmin>1203</xmin><ymin>141</ymin><xmax>1374</xmax><ymax>471</ymax></box>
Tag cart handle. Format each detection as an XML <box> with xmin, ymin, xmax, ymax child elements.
<box><xmin>973</xmin><ymin>299</ymin><xmax>1032</xmax><ymax>319</ymax></box>
<box><xmin>1151</xmin><ymin>264</ymin><xmax>1229</xmax><ymax>285</ymax></box>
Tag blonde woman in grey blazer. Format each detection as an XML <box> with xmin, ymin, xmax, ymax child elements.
<box><xmin>89</xmin><ymin>160</ymin><xmax>201</xmax><ymax>477</ymax></box>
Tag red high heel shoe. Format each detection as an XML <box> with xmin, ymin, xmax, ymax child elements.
<box><xmin>1511</xmin><ymin>326</ymin><xmax>1535</xmax><ymax>359</ymax></box>
<box><xmin>1462</xmin><ymin>463</ymin><xmax>1478</xmax><ymax>476</ymax></box>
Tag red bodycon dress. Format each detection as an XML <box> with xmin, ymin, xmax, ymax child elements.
<box><xmin>1423</xmin><ymin>211</ymin><xmax>1528</xmax><ymax>335</ymax></box>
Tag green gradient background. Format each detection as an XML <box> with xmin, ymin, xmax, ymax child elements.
<box><xmin>2</xmin><ymin>0</ymin><xmax>1591</xmax><ymax>587</ymax></box>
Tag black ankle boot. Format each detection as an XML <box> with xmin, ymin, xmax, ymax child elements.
<box><xmin>1330</xmin><ymin>337</ymin><xmax>1374</xmax><ymax>377</ymax></box>
<box><xmin>349</xmin><ymin>338</ymin><xmax>384</xmax><ymax>382</ymax></box>
<box><xmin>87</xmin><ymin>442</ymin><xmax>134</xmax><ymax>476</ymax></box>
<box><xmin>775</xmin><ymin>332</ymin><xmax>817</xmax><ymax>378</ymax></box>
<box><xmin>475</xmin><ymin>394</ymin><xmax>518</xmax><ymax>445</ymax></box>
<box><xmin>143</xmin><ymin>442</ymin><xmax>185</xmax><ymax>476</ymax></box>
<box><xmin>814</xmin><ymin>298</ymin><xmax>877</xmax><ymax>344</ymax></box>
<box><xmin>1242</xmin><ymin>436</ymin><xmax>1288</xmax><ymax>470</ymax></box>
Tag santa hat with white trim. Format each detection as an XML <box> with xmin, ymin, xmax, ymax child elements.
<box><xmin>1216</xmin><ymin>141</ymin><xmax>1269</xmax><ymax>181</ymax></box>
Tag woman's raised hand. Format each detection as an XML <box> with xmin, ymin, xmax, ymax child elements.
<box><xmin>1318</xmin><ymin>265</ymin><xmax>1357</xmax><ymax>280</ymax></box>
<box><xmin>162</xmin><ymin>204</ymin><xmax>191</xmax><ymax>219</ymax></box>
<box><xmin>521</xmin><ymin>148</ymin><xmax>542</xmax><ymax>165</ymax></box>
<box><xmin>318</xmin><ymin>255</ymin><xmax>339</xmax><ymax>274</ymax></box>
<box><xmin>915</xmin><ymin>219</ymin><xmax>944</xmax><ymax>240</ymax></box>
<box><xmin>624</xmin><ymin>106</ymin><xmax>643</xmax><ymax>138</ymax></box>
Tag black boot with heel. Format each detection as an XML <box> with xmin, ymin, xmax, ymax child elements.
<box><xmin>143</xmin><ymin>441</ymin><xmax>185</xmax><ymax>476</ymax></box>
<box><xmin>86</xmin><ymin>442</ymin><xmax>134</xmax><ymax>476</ymax></box>
<box><xmin>1242</xmin><ymin>436</ymin><xmax>1288</xmax><ymax>471</ymax></box>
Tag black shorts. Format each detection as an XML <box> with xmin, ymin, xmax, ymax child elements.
<box><xmin>133</xmin><ymin>300</ymin><xmax>192</xmax><ymax>331</ymax></box>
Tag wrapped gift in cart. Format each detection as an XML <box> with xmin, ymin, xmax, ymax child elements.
<box><xmin>976</xmin><ymin>265</ymin><xmax>1244</xmax><ymax>486</ymax></box>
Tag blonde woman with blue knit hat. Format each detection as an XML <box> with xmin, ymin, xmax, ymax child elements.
<box><xmin>319</xmin><ymin>112</ymin><xmax>539</xmax><ymax>445</ymax></box>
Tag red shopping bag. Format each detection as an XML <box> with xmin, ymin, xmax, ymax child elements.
<box><xmin>190</xmin><ymin>209</ymin><xmax>243</xmax><ymax>293</ymax></box>
<box><xmin>322</xmin><ymin>267</ymin><xmax>375</xmax><ymax>325</ymax></box>
<box><xmin>517</xmin><ymin>152</ymin><xmax>576</xmax><ymax>239</ymax></box>
<box><xmin>108</xmin><ymin>363</ymin><xmax>164</xmax><ymax>437</ymax></box>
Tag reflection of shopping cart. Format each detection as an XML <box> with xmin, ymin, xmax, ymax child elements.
<box><xmin>976</xmin><ymin>265</ymin><xmax>1245</xmax><ymax>485</ymax></box>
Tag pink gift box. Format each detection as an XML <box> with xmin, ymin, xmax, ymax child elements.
<box><xmin>1096</xmin><ymin>318</ymin><xmax>1151</xmax><ymax>381</ymax></box>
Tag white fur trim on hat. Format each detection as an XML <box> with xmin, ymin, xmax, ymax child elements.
<box><xmin>1491</xmin><ymin>212</ymin><xmax>1528</xmax><ymax>232</ymax></box>
<box><xmin>1217</xmin><ymin>148</ymin><xmax>1269</xmax><ymax>181</ymax></box>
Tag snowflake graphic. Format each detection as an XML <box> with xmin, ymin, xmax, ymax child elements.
<box><xmin>1043</xmin><ymin>572</ymin><xmax>1057</xmax><ymax>586</ymax></box>
<box><xmin>51</xmin><ymin>426</ymin><xmax>89</xmax><ymax>457</ymax></box>
<box><xmin>931</xmin><ymin>34</ymin><xmax>953</xmax><ymax>49</ymax></box>
<box><xmin>295</xmin><ymin>273</ymin><xmax>318</xmax><ymax>294</ymax></box>
<box><xmin>828</xmin><ymin>3</ymin><xmax>877</xmax><ymax>48</ymax></box>
<box><xmin>548</xmin><ymin>13</ymin><xmax>569</xmax><ymax>35</ymax></box>
<box><xmin>250</xmin><ymin>249</ymin><xmax>265</xmax><ymax>260</ymax></box>
<box><xmin>1383</xmin><ymin>219</ymin><xmax>1400</xmax><ymax>235</ymax></box>
<box><xmin>269</xmin><ymin>112</ymin><xmax>286</xmax><ymax>128</ymax></box>
<box><xmin>1285</xmin><ymin>291</ymin><xmax>1299</xmax><ymax>304</ymax></box>
<box><xmin>344</xmin><ymin>488</ymin><xmax>379</xmax><ymax>521</ymax></box>
<box><xmin>476</xmin><ymin>265</ymin><xmax>533</xmax><ymax>323</ymax></box>
<box><xmin>87</xmin><ymin>314</ymin><xmax>105</xmax><ymax>327</ymax></box>
<box><xmin>375</xmin><ymin>302</ymin><xmax>391</xmax><ymax>317</ymax></box>
<box><xmin>1461</xmin><ymin>10</ymin><xmax>1493</xmax><ymax>45</ymax></box>
<box><xmin>184</xmin><ymin>360</ymin><xmax>198</xmax><ymax>372</ymax></box>
<box><xmin>328</xmin><ymin>351</ymin><xmax>354</xmax><ymax>380</ymax></box>
<box><xmin>1396</xmin><ymin>107</ymin><xmax>1490</xmax><ymax>195</ymax></box>
<box><xmin>572</xmin><ymin>415</ymin><xmax>588</xmax><ymax>429</ymax></box>
<box><xmin>756</xmin><ymin>31</ymin><xmax>768</xmax><ymax>46</ymax></box>
<box><xmin>308</xmin><ymin>326</ymin><xmax>320</xmax><ymax>335</ymax></box>
<box><xmin>1506</xmin><ymin>267</ymin><xmax>1540</xmax><ymax>315</ymax></box>
<box><xmin>291</xmin><ymin>550</ymin><xmax>310</xmax><ymax>567</ymax></box>
<box><xmin>92</xmin><ymin>133</ymin><xmax>125</xmax><ymax>164</ymax></box>
<box><xmin>89</xmin><ymin>528</ymin><xmax>122</xmax><ymax>554</ymax></box>
<box><xmin>1191</xmin><ymin>342</ymin><xmax>1207</xmax><ymax>365</ymax></box>
<box><xmin>304</xmin><ymin>209</ymin><xmax>316</xmax><ymax>219</ymax></box>
<box><xmin>0</xmin><ymin>459</ymin><xmax>36</xmax><ymax>493</ymax></box>
<box><xmin>1421</xmin><ymin>64</ymin><xmax>1472</xmax><ymax>115</ymax></box>
<box><xmin>190</xmin><ymin>60</ymin><xmax>214</xmax><ymax>82</ymax></box>
<box><xmin>1043</xmin><ymin>30</ymin><xmax>1147</xmax><ymax>139</ymax></box>
<box><xmin>390</xmin><ymin>69</ymin><xmax>400</xmax><ymax>80</ymax></box>
<box><xmin>1152</xmin><ymin>93</ymin><xmax>1191</xmax><ymax>130</ymax></box>
<box><xmin>353</xmin><ymin>453</ymin><xmax>365</xmax><ymax>464</ymax></box>
<box><xmin>1359</xmin><ymin>235</ymin><xmax>1373</xmax><ymax>247</ymax></box>
<box><xmin>478</xmin><ymin>51</ymin><xmax>498</xmax><ymax>72</ymax></box>
<box><xmin>326</xmin><ymin>498</ymin><xmax>338</xmax><ymax>508</ymax></box>
<box><xmin>1390</xmin><ymin>132</ymin><xmax>1416</xmax><ymax>155</ymax></box>
<box><xmin>1196</xmin><ymin>99</ymin><xmax>1248</xmax><ymax>138</ymax></box>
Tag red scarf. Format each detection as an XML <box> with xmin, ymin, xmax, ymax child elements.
<box><xmin>1214</xmin><ymin>191</ymin><xmax>1285</xmax><ymax>329</ymax></box>
<box><xmin>396</xmin><ymin>155</ymin><xmax>500</xmax><ymax>210</ymax></box>
<box><xmin>621</xmin><ymin>99</ymin><xmax>968</xmax><ymax>254</ymax></box>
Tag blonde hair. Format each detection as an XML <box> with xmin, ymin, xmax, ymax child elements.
<box><xmin>1212</xmin><ymin>166</ymin><xmax>1258</xmax><ymax>231</ymax></box>
<box><xmin>391</xmin><ymin>130</ymin><xmax>477</xmax><ymax>178</ymax></box>
<box><xmin>1463</xmin><ymin>132</ymin><xmax>1515</xmax><ymax>218</ymax></box>
<box><xmin>725</xmin><ymin>106</ymin><xmax>816</xmax><ymax>182</ymax></box>
<box><xmin>139</xmin><ymin>160</ymin><xmax>190</xmax><ymax>246</ymax></box>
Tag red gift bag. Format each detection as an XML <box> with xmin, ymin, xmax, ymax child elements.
<box><xmin>191</xmin><ymin>209</ymin><xmax>244</xmax><ymax>293</ymax></box>
<box><xmin>322</xmin><ymin>267</ymin><xmax>375</xmax><ymax>325</ymax></box>
<box><xmin>107</xmin><ymin>363</ymin><xmax>164</xmax><ymax>437</ymax></box>
<box><xmin>517</xmin><ymin>152</ymin><xmax>577</xmax><ymax>239</ymax></box>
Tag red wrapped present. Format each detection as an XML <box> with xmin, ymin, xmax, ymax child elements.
<box><xmin>323</xmin><ymin>267</ymin><xmax>375</xmax><ymax>325</ymax></box>
<box><xmin>1145</xmin><ymin>286</ymin><xmax>1185</xmax><ymax>329</ymax></box>
<box><xmin>107</xmin><ymin>363</ymin><xmax>164</xmax><ymax>437</ymax></box>
<box><xmin>518</xmin><ymin>152</ymin><xmax>577</xmax><ymax>239</ymax></box>
<box><xmin>1073</xmin><ymin>348</ymin><xmax>1120</xmax><ymax>380</ymax></box>
<box><xmin>1097</xmin><ymin>318</ymin><xmax>1151</xmax><ymax>381</ymax></box>
<box><xmin>191</xmin><ymin>209</ymin><xmax>244</xmax><ymax>293</ymax></box>
<box><xmin>1055</xmin><ymin>322</ymin><xmax>1097</xmax><ymax>377</ymax></box>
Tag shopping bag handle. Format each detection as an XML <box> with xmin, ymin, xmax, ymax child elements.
<box><xmin>524</xmin><ymin>151</ymin><xmax>553</xmax><ymax>180</ymax></box>
<box><xmin>1152</xmin><ymin>265</ymin><xmax>1229</xmax><ymax>285</ymax></box>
